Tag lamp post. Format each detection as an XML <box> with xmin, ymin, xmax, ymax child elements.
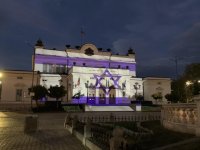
<box><xmin>26</xmin><ymin>42</ymin><xmax>36</xmax><ymax>110</ymax></box>
<box><xmin>66</xmin><ymin>51</ymin><xmax>69</xmax><ymax>102</ymax></box>
<box><xmin>86</xmin><ymin>80</ymin><xmax>89</xmax><ymax>103</ymax></box>
<box><xmin>134</xmin><ymin>82</ymin><xmax>140</xmax><ymax>99</ymax></box>
<box><xmin>185</xmin><ymin>81</ymin><xmax>193</xmax><ymax>103</ymax></box>
<box><xmin>0</xmin><ymin>72</ymin><xmax>2</xmax><ymax>101</ymax></box>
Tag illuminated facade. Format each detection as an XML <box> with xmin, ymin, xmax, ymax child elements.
<box><xmin>0</xmin><ymin>41</ymin><xmax>171</xmax><ymax>110</ymax></box>
<box><xmin>34</xmin><ymin>41</ymin><xmax>144</xmax><ymax>105</ymax></box>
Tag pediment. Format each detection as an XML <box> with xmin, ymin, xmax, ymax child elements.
<box><xmin>80</xmin><ymin>43</ymin><xmax>98</xmax><ymax>55</ymax></box>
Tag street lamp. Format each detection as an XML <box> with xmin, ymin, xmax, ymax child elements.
<box><xmin>185</xmin><ymin>80</ymin><xmax>193</xmax><ymax>103</ymax></box>
<box><xmin>0</xmin><ymin>73</ymin><xmax>2</xmax><ymax>100</ymax></box>
<box><xmin>186</xmin><ymin>81</ymin><xmax>193</xmax><ymax>86</ymax></box>
<box><xmin>134</xmin><ymin>82</ymin><xmax>140</xmax><ymax>99</ymax></box>
<box><xmin>86</xmin><ymin>80</ymin><xmax>89</xmax><ymax>103</ymax></box>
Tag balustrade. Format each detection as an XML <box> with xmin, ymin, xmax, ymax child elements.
<box><xmin>161</xmin><ymin>103</ymin><xmax>199</xmax><ymax>135</ymax></box>
<box><xmin>67</xmin><ymin>111</ymin><xmax>161</xmax><ymax>124</ymax></box>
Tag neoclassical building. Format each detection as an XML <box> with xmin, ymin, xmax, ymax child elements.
<box><xmin>34</xmin><ymin>41</ymin><xmax>143</xmax><ymax>105</ymax></box>
<box><xmin>0</xmin><ymin>40</ymin><xmax>171</xmax><ymax>110</ymax></box>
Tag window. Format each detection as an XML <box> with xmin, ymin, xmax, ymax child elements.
<box><xmin>43</xmin><ymin>64</ymin><xmax>47</xmax><ymax>73</ymax></box>
<box><xmin>85</xmin><ymin>48</ymin><xmax>94</xmax><ymax>55</ymax></box>
<box><xmin>126</xmin><ymin>66</ymin><xmax>129</xmax><ymax>69</ymax></box>
<box><xmin>83</xmin><ymin>63</ymin><xmax>86</xmax><ymax>66</ymax></box>
<box><xmin>16</xmin><ymin>89</ymin><xmax>22</xmax><ymax>101</ymax></box>
<box><xmin>118</xmin><ymin>65</ymin><xmax>121</xmax><ymax>68</ymax></box>
<box><xmin>56</xmin><ymin>65</ymin><xmax>60</xmax><ymax>73</ymax></box>
<box><xmin>73</xmin><ymin>62</ymin><xmax>76</xmax><ymax>66</ymax></box>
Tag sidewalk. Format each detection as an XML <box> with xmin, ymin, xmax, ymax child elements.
<box><xmin>0</xmin><ymin>112</ymin><xmax>86</xmax><ymax>150</ymax></box>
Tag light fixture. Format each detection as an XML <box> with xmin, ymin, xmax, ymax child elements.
<box><xmin>186</xmin><ymin>81</ymin><xmax>192</xmax><ymax>86</ymax></box>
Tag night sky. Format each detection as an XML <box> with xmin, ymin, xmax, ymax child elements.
<box><xmin>0</xmin><ymin>0</ymin><xmax>200</xmax><ymax>78</ymax></box>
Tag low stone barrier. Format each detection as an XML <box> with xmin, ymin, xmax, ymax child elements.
<box><xmin>161</xmin><ymin>101</ymin><xmax>200</xmax><ymax>136</ymax></box>
<box><xmin>67</xmin><ymin>111</ymin><xmax>161</xmax><ymax>123</ymax></box>
<box><xmin>0</xmin><ymin>102</ymin><xmax>32</xmax><ymax>111</ymax></box>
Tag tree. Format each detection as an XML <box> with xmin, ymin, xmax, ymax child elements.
<box><xmin>183</xmin><ymin>63</ymin><xmax>200</xmax><ymax>80</ymax></box>
<box><xmin>171</xmin><ymin>79</ymin><xmax>186</xmax><ymax>102</ymax></box>
<box><xmin>29</xmin><ymin>85</ymin><xmax>48</xmax><ymax>107</ymax></box>
<box><xmin>152</xmin><ymin>92</ymin><xmax>163</xmax><ymax>104</ymax></box>
<box><xmin>135</xmin><ymin>94</ymin><xmax>144</xmax><ymax>101</ymax></box>
<box><xmin>182</xmin><ymin>63</ymin><xmax>200</xmax><ymax>101</ymax></box>
<box><xmin>169</xmin><ymin>63</ymin><xmax>200</xmax><ymax>103</ymax></box>
<box><xmin>48</xmin><ymin>85</ymin><xmax>66</xmax><ymax>108</ymax></box>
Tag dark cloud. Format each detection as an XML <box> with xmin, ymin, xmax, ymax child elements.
<box><xmin>0</xmin><ymin>0</ymin><xmax>200</xmax><ymax>78</ymax></box>
<box><xmin>170</xmin><ymin>23</ymin><xmax>200</xmax><ymax>57</ymax></box>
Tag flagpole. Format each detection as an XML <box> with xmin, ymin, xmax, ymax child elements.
<box><xmin>80</xmin><ymin>27</ymin><xmax>85</xmax><ymax>45</ymax></box>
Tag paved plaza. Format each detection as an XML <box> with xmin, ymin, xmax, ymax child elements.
<box><xmin>0</xmin><ymin>112</ymin><xmax>86</xmax><ymax>150</ymax></box>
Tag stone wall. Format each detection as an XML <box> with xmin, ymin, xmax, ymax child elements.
<box><xmin>68</xmin><ymin>111</ymin><xmax>161</xmax><ymax>123</ymax></box>
<box><xmin>161</xmin><ymin>102</ymin><xmax>200</xmax><ymax>136</ymax></box>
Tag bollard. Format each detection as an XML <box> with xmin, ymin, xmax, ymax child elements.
<box><xmin>24</xmin><ymin>115</ymin><xmax>38</xmax><ymax>133</ymax></box>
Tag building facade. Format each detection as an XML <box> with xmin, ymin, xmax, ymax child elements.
<box><xmin>143</xmin><ymin>77</ymin><xmax>171</xmax><ymax>104</ymax></box>
<box><xmin>0</xmin><ymin>70</ymin><xmax>38</xmax><ymax>110</ymax></box>
<box><xmin>0</xmin><ymin>41</ymin><xmax>171</xmax><ymax>108</ymax></box>
<box><xmin>34</xmin><ymin>42</ymin><xmax>142</xmax><ymax>105</ymax></box>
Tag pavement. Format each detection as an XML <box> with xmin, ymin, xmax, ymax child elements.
<box><xmin>0</xmin><ymin>112</ymin><xmax>86</xmax><ymax>150</ymax></box>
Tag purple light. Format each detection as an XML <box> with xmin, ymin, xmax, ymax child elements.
<box><xmin>35</xmin><ymin>54</ymin><xmax>136</xmax><ymax>71</ymax></box>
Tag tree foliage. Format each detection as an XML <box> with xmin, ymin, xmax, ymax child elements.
<box><xmin>29</xmin><ymin>85</ymin><xmax>48</xmax><ymax>101</ymax></box>
<box><xmin>152</xmin><ymin>92</ymin><xmax>163</xmax><ymax>102</ymax></box>
<box><xmin>171</xmin><ymin>63</ymin><xmax>200</xmax><ymax>103</ymax></box>
<box><xmin>183</xmin><ymin>63</ymin><xmax>200</xmax><ymax>80</ymax></box>
<box><xmin>135</xmin><ymin>94</ymin><xmax>144</xmax><ymax>101</ymax></box>
<box><xmin>48</xmin><ymin>85</ymin><xmax>66</xmax><ymax>100</ymax></box>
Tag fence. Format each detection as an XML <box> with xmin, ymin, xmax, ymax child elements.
<box><xmin>64</xmin><ymin>111</ymin><xmax>160</xmax><ymax>150</ymax></box>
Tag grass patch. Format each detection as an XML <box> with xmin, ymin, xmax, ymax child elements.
<box><xmin>166</xmin><ymin>139</ymin><xmax>200</xmax><ymax>150</ymax></box>
<box><xmin>62</xmin><ymin>105</ymin><xmax>83</xmax><ymax>112</ymax></box>
<box><xmin>113</xmin><ymin>122</ymin><xmax>138</xmax><ymax>132</ymax></box>
<box><xmin>130</xmin><ymin>104</ymin><xmax>161</xmax><ymax>111</ymax></box>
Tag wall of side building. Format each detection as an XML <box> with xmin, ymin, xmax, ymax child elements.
<box><xmin>0</xmin><ymin>71</ymin><xmax>38</xmax><ymax>110</ymax></box>
<box><xmin>143</xmin><ymin>77</ymin><xmax>171</xmax><ymax>104</ymax></box>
